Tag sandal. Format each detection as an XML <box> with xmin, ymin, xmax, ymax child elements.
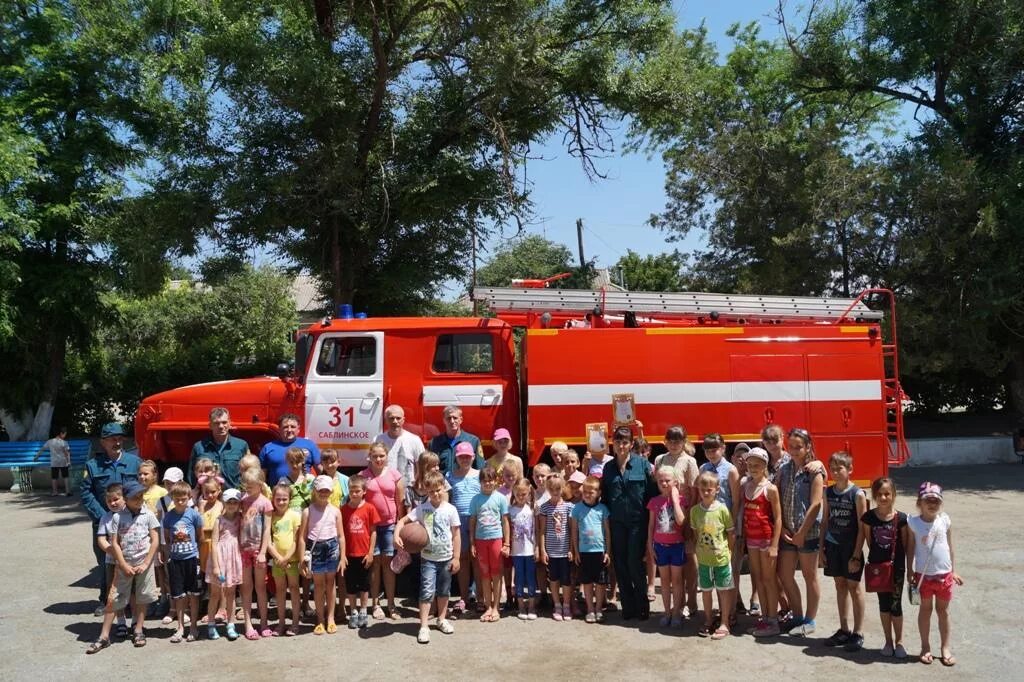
<box><xmin>326</xmin><ymin>622</ymin><xmax>337</xmax><ymax>634</ymax></box>
<box><xmin>170</xmin><ymin>631</ymin><xmax>184</xmax><ymax>644</ymax></box>
<box><xmin>920</xmin><ymin>652</ymin><xmax>934</xmax><ymax>665</ymax></box>
<box><xmin>85</xmin><ymin>639</ymin><xmax>110</xmax><ymax>655</ymax></box>
<box><xmin>698</xmin><ymin>624</ymin><xmax>712</xmax><ymax>638</ymax></box>
<box><xmin>185</xmin><ymin>632</ymin><xmax>196</xmax><ymax>642</ymax></box>
<box><xmin>940</xmin><ymin>655</ymin><xmax>956</xmax><ymax>667</ymax></box>
<box><xmin>372</xmin><ymin>605</ymin><xmax>385</xmax><ymax>620</ymax></box>
<box><xmin>313</xmin><ymin>624</ymin><xmax>325</xmax><ymax>635</ymax></box>
<box><xmin>114</xmin><ymin>623</ymin><xmax>130</xmax><ymax>639</ymax></box>
<box><xmin>215</xmin><ymin>609</ymin><xmax>227</xmax><ymax>624</ymax></box>
<box><xmin>748</xmin><ymin>602</ymin><xmax>762</xmax><ymax>617</ymax></box>
<box><xmin>711</xmin><ymin>625</ymin><xmax>730</xmax><ymax>640</ymax></box>
<box><xmin>132</xmin><ymin>631</ymin><xmax>147</xmax><ymax>648</ymax></box>
<box><xmin>244</xmin><ymin>628</ymin><xmax>260</xmax><ymax>641</ymax></box>
<box><xmin>286</xmin><ymin>627</ymin><xmax>299</xmax><ymax>637</ymax></box>
<box><xmin>198</xmin><ymin>615</ymin><xmax>209</xmax><ymax>625</ymax></box>
<box><xmin>260</xmin><ymin>628</ymin><xmax>275</xmax><ymax>638</ymax></box>
<box><xmin>388</xmin><ymin>609</ymin><xmax>400</xmax><ymax>620</ymax></box>
<box><xmin>161</xmin><ymin>615</ymin><xmax>174</xmax><ymax>626</ymax></box>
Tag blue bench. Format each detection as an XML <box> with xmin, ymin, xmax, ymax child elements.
<box><xmin>0</xmin><ymin>440</ymin><xmax>92</xmax><ymax>492</ymax></box>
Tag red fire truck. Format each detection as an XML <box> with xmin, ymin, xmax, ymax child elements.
<box><xmin>135</xmin><ymin>286</ymin><xmax>908</xmax><ymax>485</ymax></box>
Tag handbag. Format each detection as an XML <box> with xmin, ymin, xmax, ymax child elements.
<box><xmin>865</xmin><ymin>517</ymin><xmax>898</xmax><ymax>593</ymax></box>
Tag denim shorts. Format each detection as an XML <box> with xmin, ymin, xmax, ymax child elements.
<box><xmin>653</xmin><ymin>542</ymin><xmax>686</xmax><ymax>567</ymax></box>
<box><xmin>373</xmin><ymin>524</ymin><xmax>396</xmax><ymax>557</ymax></box>
<box><xmin>310</xmin><ymin>537</ymin><xmax>340</xmax><ymax>574</ymax></box>
<box><xmin>419</xmin><ymin>558</ymin><xmax>453</xmax><ymax>603</ymax></box>
<box><xmin>780</xmin><ymin>536</ymin><xmax>820</xmax><ymax>554</ymax></box>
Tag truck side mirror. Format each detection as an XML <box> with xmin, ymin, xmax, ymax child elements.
<box><xmin>275</xmin><ymin>362</ymin><xmax>290</xmax><ymax>379</ymax></box>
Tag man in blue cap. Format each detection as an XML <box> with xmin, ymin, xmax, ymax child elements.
<box><xmin>81</xmin><ymin>422</ymin><xmax>141</xmax><ymax>615</ymax></box>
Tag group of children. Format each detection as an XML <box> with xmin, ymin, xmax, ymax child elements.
<box><xmin>86</xmin><ymin>426</ymin><xmax>963</xmax><ymax>666</ymax></box>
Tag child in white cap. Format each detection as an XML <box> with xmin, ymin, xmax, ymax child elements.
<box><xmin>299</xmin><ymin>475</ymin><xmax>347</xmax><ymax>634</ymax></box>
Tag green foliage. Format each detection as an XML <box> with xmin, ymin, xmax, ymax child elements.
<box><xmin>476</xmin><ymin>234</ymin><xmax>595</xmax><ymax>289</ymax></box>
<box><xmin>63</xmin><ymin>266</ymin><xmax>296</xmax><ymax>431</ymax></box>
<box><xmin>613</xmin><ymin>249</ymin><xmax>685</xmax><ymax>292</ymax></box>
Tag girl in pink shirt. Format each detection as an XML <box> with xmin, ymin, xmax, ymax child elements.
<box><xmin>646</xmin><ymin>466</ymin><xmax>688</xmax><ymax>627</ymax></box>
<box><xmin>360</xmin><ymin>443</ymin><xmax>406</xmax><ymax>620</ymax></box>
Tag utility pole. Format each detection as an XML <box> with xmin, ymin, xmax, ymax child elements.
<box><xmin>470</xmin><ymin>225</ymin><xmax>478</xmax><ymax>315</ymax></box>
<box><xmin>576</xmin><ymin>218</ymin><xmax>586</xmax><ymax>267</ymax></box>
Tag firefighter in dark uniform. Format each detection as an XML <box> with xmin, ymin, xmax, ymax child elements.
<box><xmin>601</xmin><ymin>425</ymin><xmax>657</xmax><ymax>621</ymax></box>
<box><xmin>80</xmin><ymin>422</ymin><xmax>141</xmax><ymax>614</ymax></box>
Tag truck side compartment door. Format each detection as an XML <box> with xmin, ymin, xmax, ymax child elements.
<box><xmin>304</xmin><ymin>331</ymin><xmax>385</xmax><ymax>467</ymax></box>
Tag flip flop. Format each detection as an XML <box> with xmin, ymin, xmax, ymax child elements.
<box><xmin>940</xmin><ymin>655</ymin><xmax>956</xmax><ymax>667</ymax></box>
<box><xmin>170</xmin><ymin>631</ymin><xmax>184</xmax><ymax>644</ymax></box>
<box><xmin>711</xmin><ymin>626</ymin><xmax>730</xmax><ymax>640</ymax></box>
<box><xmin>920</xmin><ymin>652</ymin><xmax>934</xmax><ymax>664</ymax></box>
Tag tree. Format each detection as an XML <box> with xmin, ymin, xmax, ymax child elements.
<box><xmin>780</xmin><ymin>0</ymin><xmax>1024</xmax><ymax>414</ymax></box>
<box><xmin>0</xmin><ymin>0</ymin><xmax>190</xmax><ymax>439</ymax></box>
<box><xmin>613</xmin><ymin>249</ymin><xmax>684</xmax><ymax>292</ymax></box>
<box><xmin>163</xmin><ymin>0</ymin><xmax>682</xmax><ymax>315</ymax></box>
<box><xmin>476</xmin><ymin>235</ymin><xmax>594</xmax><ymax>289</ymax></box>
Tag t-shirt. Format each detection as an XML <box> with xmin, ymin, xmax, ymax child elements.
<box><xmin>468</xmin><ymin>491</ymin><xmax>510</xmax><ymax>540</ymax></box>
<box><xmin>653</xmin><ymin>451</ymin><xmax>699</xmax><ymax>488</ymax></box>
<box><xmin>861</xmin><ymin>509</ymin><xmax>908</xmax><ymax>565</ymax></box>
<box><xmin>700</xmin><ymin>459</ymin><xmax>738</xmax><ymax>511</ymax></box>
<box><xmin>359</xmin><ymin>466</ymin><xmax>404</xmax><ymax>526</ymax></box>
<box><xmin>690</xmin><ymin>501</ymin><xmax>733</xmax><ymax>567</ymax></box>
<box><xmin>284</xmin><ymin>474</ymin><xmax>313</xmax><ymax>511</ymax></box>
<box><xmin>97</xmin><ymin>510</ymin><xmax>118</xmax><ymax>565</ymax></box>
<box><xmin>539</xmin><ymin>500</ymin><xmax>574</xmax><ymax>558</ymax></box>
<box><xmin>647</xmin><ymin>495</ymin><xmax>685</xmax><ymax>545</ymax></box>
<box><xmin>162</xmin><ymin>507</ymin><xmax>203</xmax><ymax>560</ymax></box>
<box><xmin>508</xmin><ymin>504</ymin><xmax>536</xmax><ymax>557</ymax></box>
<box><xmin>342</xmin><ymin>502</ymin><xmax>382</xmax><ymax>558</ymax></box>
<box><xmin>408</xmin><ymin>501</ymin><xmax>461</xmax><ymax>562</ymax></box>
<box><xmin>240</xmin><ymin>494</ymin><xmax>273</xmax><ymax>551</ymax></box>
<box><xmin>42</xmin><ymin>437</ymin><xmax>71</xmax><ymax>468</ymax></box>
<box><xmin>374</xmin><ymin>430</ymin><xmax>425</xmax><ymax>492</ymax></box>
<box><xmin>259</xmin><ymin>437</ymin><xmax>322</xmax><ymax>486</ymax></box>
<box><xmin>143</xmin><ymin>485</ymin><xmax>168</xmax><ymax>515</ymax></box>
<box><xmin>907</xmin><ymin>512</ymin><xmax>953</xmax><ymax>576</ymax></box>
<box><xmin>113</xmin><ymin>507</ymin><xmax>160</xmax><ymax>564</ymax></box>
<box><xmin>446</xmin><ymin>469</ymin><xmax>481</xmax><ymax>517</ymax></box>
<box><xmin>271</xmin><ymin>509</ymin><xmax>302</xmax><ymax>562</ymax></box>
<box><xmin>328</xmin><ymin>472</ymin><xmax>350</xmax><ymax>508</ymax></box>
<box><xmin>571</xmin><ymin>502</ymin><xmax>610</xmax><ymax>553</ymax></box>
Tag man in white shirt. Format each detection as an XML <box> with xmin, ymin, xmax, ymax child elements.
<box><xmin>374</xmin><ymin>404</ymin><xmax>425</xmax><ymax>503</ymax></box>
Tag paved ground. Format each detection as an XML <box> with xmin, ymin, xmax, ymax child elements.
<box><xmin>2</xmin><ymin>464</ymin><xmax>1020</xmax><ymax>681</ymax></box>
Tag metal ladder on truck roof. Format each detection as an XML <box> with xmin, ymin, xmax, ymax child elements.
<box><xmin>474</xmin><ymin>286</ymin><xmax>884</xmax><ymax>322</ymax></box>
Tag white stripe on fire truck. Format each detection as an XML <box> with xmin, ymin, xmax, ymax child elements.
<box><xmin>528</xmin><ymin>380</ymin><xmax>880</xmax><ymax>406</ymax></box>
<box><xmin>422</xmin><ymin>384</ymin><xmax>504</xmax><ymax>407</ymax></box>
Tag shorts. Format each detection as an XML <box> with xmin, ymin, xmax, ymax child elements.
<box><xmin>653</xmin><ymin>542</ymin><xmax>686</xmax><ymax>567</ymax></box>
<box><xmin>823</xmin><ymin>538</ymin><xmax>863</xmax><ymax>580</ymax></box>
<box><xmin>697</xmin><ymin>563</ymin><xmax>734</xmax><ymax>591</ymax></box>
<box><xmin>578</xmin><ymin>551</ymin><xmax>608</xmax><ymax>585</ymax></box>
<box><xmin>475</xmin><ymin>538</ymin><xmax>503</xmax><ymax>579</ymax></box>
<box><xmin>240</xmin><ymin>548</ymin><xmax>263</xmax><ymax>569</ymax></box>
<box><xmin>345</xmin><ymin>557</ymin><xmax>370</xmax><ymax>594</ymax></box>
<box><xmin>876</xmin><ymin>570</ymin><xmax>905</xmax><ymax>617</ymax></box>
<box><xmin>167</xmin><ymin>557</ymin><xmax>203</xmax><ymax>598</ymax></box>
<box><xmin>916</xmin><ymin>572</ymin><xmax>955</xmax><ymax>602</ymax></box>
<box><xmin>746</xmin><ymin>538</ymin><xmax>772</xmax><ymax>551</ymax></box>
<box><xmin>51</xmin><ymin>466</ymin><xmax>69</xmax><ymax>479</ymax></box>
<box><xmin>457</xmin><ymin>516</ymin><xmax>472</xmax><ymax>555</ymax></box>
<box><xmin>309</xmin><ymin>537</ymin><xmax>340</xmax><ymax>574</ymax></box>
<box><xmin>271</xmin><ymin>561</ymin><xmax>299</xmax><ymax>579</ymax></box>
<box><xmin>546</xmin><ymin>556</ymin><xmax>571</xmax><ymax>585</ymax></box>
<box><xmin>512</xmin><ymin>555</ymin><xmax>537</xmax><ymax>597</ymax></box>
<box><xmin>780</xmin><ymin>535</ymin><xmax>820</xmax><ymax>554</ymax></box>
<box><xmin>373</xmin><ymin>524</ymin><xmax>396</xmax><ymax>557</ymax></box>
<box><xmin>419</xmin><ymin>558</ymin><xmax>453</xmax><ymax>603</ymax></box>
<box><xmin>110</xmin><ymin>561</ymin><xmax>159</xmax><ymax>611</ymax></box>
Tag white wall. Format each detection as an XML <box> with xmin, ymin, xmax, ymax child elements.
<box><xmin>904</xmin><ymin>437</ymin><xmax>1019</xmax><ymax>466</ymax></box>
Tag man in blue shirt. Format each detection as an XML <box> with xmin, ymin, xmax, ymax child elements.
<box><xmin>429</xmin><ymin>405</ymin><xmax>485</xmax><ymax>474</ymax></box>
<box><xmin>187</xmin><ymin>407</ymin><xmax>249</xmax><ymax>489</ymax></box>
<box><xmin>258</xmin><ymin>412</ymin><xmax>321</xmax><ymax>485</ymax></box>
<box><xmin>80</xmin><ymin>422</ymin><xmax>141</xmax><ymax>614</ymax></box>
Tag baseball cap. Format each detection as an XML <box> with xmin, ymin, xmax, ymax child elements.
<box><xmin>162</xmin><ymin>467</ymin><xmax>184</xmax><ymax>483</ymax></box>
<box><xmin>918</xmin><ymin>482</ymin><xmax>943</xmax><ymax>501</ymax></box>
<box><xmin>123</xmin><ymin>482</ymin><xmax>146</xmax><ymax>499</ymax></box>
<box><xmin>568</xmin><ymin>471</ymin><xmax>587</xmax><ymax>485</ymax></box>
<box><xmin>733</xmin><ymin>442</ymin><xmax>751</xmax><ymax>458</ymax></box>
<box><xmin>492</xmin><ymin>427</ymin><xmax>512</xmax><ymax>441</ymax></box>
<box><xmin>313</xmin><ymin>475</ymin><xmax>334</xmax><ymax>492</ymax></box>
<box><xmin>745</xmin><ymin>447</ymin><xmax>769</xmax><ymax>464</ymax></box>
<box><xmin>222</xmin><ymin>488</ymin><xmax>242</xmax><ymax>502</ymax></box>
<box><xmin>100</xmin><ymin>422</ymin><xmax>126</xmax><ymax>438</ymax></box>
<box><xmin>454</xmin><ymin>442</ymin><xmax>475</xmax><ymax>458</ymax></box>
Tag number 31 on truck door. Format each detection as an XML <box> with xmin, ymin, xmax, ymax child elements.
<box><xmin>304</xmin><ymin>331</ymin><xmax>384</xmax><ymax>467</ymax></box>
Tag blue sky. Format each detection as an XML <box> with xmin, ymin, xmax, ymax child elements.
<box><xmin>478</xmin><ymin>1</ymin><xmax>779</xmax><ymax>272</ymax></box>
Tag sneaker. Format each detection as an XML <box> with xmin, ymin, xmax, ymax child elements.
<box><xmin>681</xmin><ymin>605</ymin><xmax>691</xmax><ymax>619</ymax></box>
<box><xmin>518</xmin><ymin>611</ymin><xmax>529</xmax><ymax>621</ymax></box>
<box><xmin>93</xmin><ymin>604</ymin><xmax>106</xmax><ymax>617</ymax></box>
<box><xmin>843</xmin><ymin>633</ymin><xmax>865</xmax><ymax>652</ymax></box>
<box><xmin>881</xmin><ymin>643</ymin><xmax>895</xmax><ymax>657</ymax></box>
<box><xmin>594</xmin><ymin>611</ymin><xmax>604</xmax><ymax>623</ymax></box>
<box><xmin>417</xmin><ymin>626</ymin><xmax>430</xmax><ymax>644</ymax></box>
<box><xmin>752</xmin><ymin>620</ymin><xmax>781</xmax><ymax>637</ymax></box>
<box><xmin>894</xmin><ymin>644</ymin><xmax>908</xmax><ymax>659</ymax></box>
<box><xmin>527</xmin><ymin>612</ymin><xmax>538</xmax><ymax>621</ymax></box>
<box><xmin>225</xmin><ymin>624</ymin><xmax>238</xmax><ymax>641</ymax></box>
<box><xmin>824</xmin><ymin>629</ymin><xmax>851</xmax><ymax>647</ymax></box>
<box><xmin>359</xmin><ymin>613</ymin><xmax>369</xmax><ymax>629</ymax></box>
<box><xmin>562</xmin><ymin>605</ymin><xmax>572</xmax><ymax>621</ymax></box>
<box><xmin>348</xmin><ymin>616</ymin><xmax>359</xmax><ymax>630</ymax></box>
<box><xmin>207</xmin><ymin>625</ymin><xmax>220</xmax><ymax>640</ymax></box>
<box><xmin>552</xmin><ymin>608</ymin><xmax>563</xmax><ymax>622</ymax></box>
<box><xmin>789</xmin><ymin>619</ymin><xmax>816</xmax><ymax>636</ymax></box>
<box><xmin>779</xmin><ymin>615</ymin><xmax>802</xmax><ymax>633</ymax></box>
<box><xmin>437</xmin><ymin>619</ymin><xmax>454</xmax><ymax>635</ymax></box>
<box><xmin>585</xmin><ymin>612</ymin><xmax>597</xmax><ymax>623</ymax></box>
